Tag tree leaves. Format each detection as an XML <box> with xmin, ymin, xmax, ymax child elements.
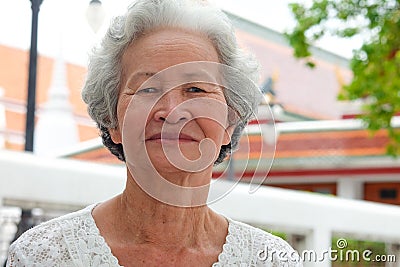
<box><xmin>285</xmin><ymin>0</ymin><xmax>400</xmax><ymax>156</ymax></box>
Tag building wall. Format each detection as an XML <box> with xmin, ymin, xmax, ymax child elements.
<box><xmin>270</xmin><ymin>182</ymin><xmax>400</xmax><ymax>206</ymax></box>
<box><xmin>364</xmin><ymin>182</ymin><xmax>400</xmax><ymax>205</ymax></box>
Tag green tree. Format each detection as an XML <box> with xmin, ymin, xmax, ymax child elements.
<box><xmin>285</xmin><ymin>0</ymin><xmax>400</xmax><ymax>155</ymax></box>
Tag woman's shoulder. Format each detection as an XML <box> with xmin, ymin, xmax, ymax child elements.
<box><xmin>216</xmin><ymin>218</ymin><xmax>302</xmax><ymax>266</ymax></box>
<box><xmin>6</xmin><ymin>205</ymin><xmax>95</xmax><ymax>267</ymax></box>
<box><xmin>10</xmin><ymin>204</ymin><xmax>94</xmax><ymax>244</ymax></box>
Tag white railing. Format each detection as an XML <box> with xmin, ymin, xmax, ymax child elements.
<box><xmin>0</xmin><ymin>207</ymin><xmax>21</xmax><ymax>266</ymax></box>
<box><xmin>1</xmin><ymin>150</ymin><xmax>399</xmax><ymax>267</ymax></box>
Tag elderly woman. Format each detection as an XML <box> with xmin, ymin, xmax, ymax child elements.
<box><xmin>7</xmin><ymin>0</ymin><xmax>301</xmax><ymax>266</ymax></box>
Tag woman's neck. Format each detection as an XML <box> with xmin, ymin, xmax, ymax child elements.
<box><xmin>120</xmin><ymin>191</ymin><xmax>214</xmax><ymax>247</ymax></box>
<box><xmin>92</xmin><ymin>170</ymin><xmax>228</xmax><ymax>251</ymax></box>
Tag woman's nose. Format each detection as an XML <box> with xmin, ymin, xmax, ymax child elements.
<box><xmin>153</xmin><ymin>90</ymin><xmax>192</xmax><ymax>123</ymax></box>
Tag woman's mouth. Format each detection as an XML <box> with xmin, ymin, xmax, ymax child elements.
<box><xmin>146</xmin><ymin>133</ymin><xmax>198</xmax><ymax>143</ymax></box>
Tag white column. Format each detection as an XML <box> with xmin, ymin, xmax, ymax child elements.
<box><xmin>337</xmin><ymin>179</ymin><xmax>363</xmax><ymax>200</ymax></box>
<box><xmin>0</xmin><ymin>207</ymin><xmax>21</xmax><ymax>266</ymax></box>
<box><xmin>385</xmin><ymin>243</ymin><xmax>400</xmax><ymax>267</ymax></box>
<box><xmin>303</xmin><ymin>227</ymin><xmax>332</xmax><ymax>267</ymax></box>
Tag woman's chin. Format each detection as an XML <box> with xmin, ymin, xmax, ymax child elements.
<box><xmin>145</xmin><ymin>143</ymin><xmax>203</xmax><ymax>162</ymax></box>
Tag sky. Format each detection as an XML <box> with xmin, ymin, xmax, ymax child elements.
<box><xmin>0</xmin><ymin>0</ymin><xmax>362</xmax><ymax>66</ymax></box>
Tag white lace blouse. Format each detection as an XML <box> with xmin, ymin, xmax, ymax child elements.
<box><xmin>7</xmin><ymin>205</ymin><xmax>302</xmax><ymax>266</ymax></box>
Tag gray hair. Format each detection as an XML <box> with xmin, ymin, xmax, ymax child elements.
<box><xmin>82</xmin><ymin>0</ymin><xmax>262</xmax><ymax>165</ymax></box>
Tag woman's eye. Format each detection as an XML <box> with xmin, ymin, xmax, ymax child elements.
<box><xmin>137</xmin><ymin>87</ymin><xmax>158</xmax><ymax>94</ymax></box>
<box><xmin>187</xmin><ymin>87</ymin><xmax>206</xmax><ymax>93</ymax></box>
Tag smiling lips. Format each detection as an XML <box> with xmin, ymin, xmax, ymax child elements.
<box><xmin>146</xmin><ymin>133</ymin><xmax>198</xmax><ymax>143</ymax></box>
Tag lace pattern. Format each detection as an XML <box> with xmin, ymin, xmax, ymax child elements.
<box><xmin>213</xmin><ymin>219</ymin><xmax>301</xmax><ymax>267</ymax></box>
<box><xmin>7</xmin><ymin>220</ymin><xmax>72</xmax><ymax>266</ymax></box>
<box><xmin>7</xmin><ymin>205</ymin><xmax>302</xmax><ymax>267</ymax></box>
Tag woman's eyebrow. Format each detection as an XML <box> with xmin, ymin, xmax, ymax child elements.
<box><xmin>181</xmin><ymin>69</ymin><xmax>220</xmax><ymax>84</ymax></box>
<box><xmin>127</xmin><ymin>68</ymin><xmax>220</xmax><ymax>87</ymax></box>
<box><xmin>129</xmin><ymin>71</ymin><xmax>156</xmax><ymax>81</ymax></box>
<box><xmin>126</xmin><ymin>72</ymin><xmax>157</xmax><ymax>87</ymax></box>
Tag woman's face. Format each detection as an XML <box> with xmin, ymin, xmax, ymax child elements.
<box><xmin>110</xmin><ymin>28</ymin><xmax>232</xmax><ymax>175</ymax></box>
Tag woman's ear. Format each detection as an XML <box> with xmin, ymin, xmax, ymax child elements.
<box><xmin>109</xmin><ymin>127</ymin><xmax>122</xmax><ymax>144</ymax></box>
<box><xmin>222</xmin><ymin>125</ymin><xmax>235</xmax><ymax>146</ymax></box>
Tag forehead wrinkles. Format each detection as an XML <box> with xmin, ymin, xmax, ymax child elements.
<box><xmin>120</xmin><ymin>28</ymin><xmax>220</xmax><ymax>86</ymax></box>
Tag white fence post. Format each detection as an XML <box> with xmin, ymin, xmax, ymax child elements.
<box><xmin>303</xmin><ymin>227</ymin><xmax>332</xmax><ymax>267</ymax></box>
<box><xmin>0</xmin><ymin>207</ymin><xmax>21</xmax><ymax>266</ymax></box>
<box><xmin>386</xmin><ymin>243</ymin><xmax>400</xmax><ymax>267</ymax></box>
